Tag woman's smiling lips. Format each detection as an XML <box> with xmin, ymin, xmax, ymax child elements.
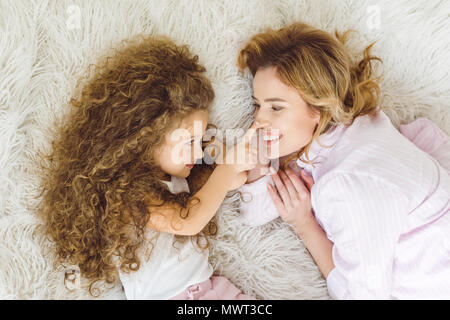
<box><xmin>263</xmin><ymin>131</ymin><xmax>283</xmax><ymax>145</ymax></box>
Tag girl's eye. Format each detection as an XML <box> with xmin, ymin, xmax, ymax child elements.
<box><xmin>187</xmin><ymin>139</ymin><xmax>202</xmax><ymax>146</ymax></box>
<box><xmin>253</xmin><ymin>103</ymin><xmax>260</xmax><ymax>109</ymax></box>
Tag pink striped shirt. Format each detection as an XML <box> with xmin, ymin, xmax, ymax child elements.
<box><xmin>239</xmin><ymin>110</ymin><xmax>450</xmax><ymax>299</ymax></box>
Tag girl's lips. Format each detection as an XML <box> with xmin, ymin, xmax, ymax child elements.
<box><xmin>186</xmin><ymin>164</ymin><xmax>194</xmax><ymax>169</ymax></box>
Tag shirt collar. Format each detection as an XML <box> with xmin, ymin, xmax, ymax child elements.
<box><xmin>296</xmin><ymin>123</ymin><xmax>347</xmax><ymax>169</ymax></box>
<box><xmin>160</xmin><ymin>175</ymin><xmax>190</xmax><ymax>194</ymax></box>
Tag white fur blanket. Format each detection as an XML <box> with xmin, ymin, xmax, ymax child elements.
<box><xmin>0</xmin><ymin>0</ymin><xmax>449</xmax><ymax>299</ymax></box>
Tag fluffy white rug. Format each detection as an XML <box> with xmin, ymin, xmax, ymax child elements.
<box><xmin>0</xmin><ymin>0</ymin><xmax>449</xmax><ymax>299</ymax></box>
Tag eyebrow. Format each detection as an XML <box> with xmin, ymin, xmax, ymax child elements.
<box><xmin>252</xmin><ymin>95</ymin><xmax>287</xmax><ymax>103</ymax></box>
<box><xmin>187</xmin><ymin>133</ymin><xmax>203</xmax><ymax>139</ymax></box>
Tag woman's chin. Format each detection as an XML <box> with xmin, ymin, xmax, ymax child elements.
<box><xmin>265</xmin><ymin>148</ymin><xmax>291</xmax><ymax>160</ymax></box>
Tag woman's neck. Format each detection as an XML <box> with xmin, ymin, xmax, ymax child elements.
<box><xmin>279</xmin><ymin>151</ymin><xmax>299</xmax><ymax>167</ymax></box>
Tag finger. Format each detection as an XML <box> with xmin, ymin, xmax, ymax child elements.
<box><xmin>243</xmin><ymin>125</ymin><xmax>258</xmax><ymax>145</ymax></box>
<box><xmin>278</xmin><ymin>169</ymin><xmax>299</xmax><ymax>200</ymax></box>
<box><xmin>245</xmin><ymin>125</ymin><xmax>257</xmax><ymax>139</ymax></box>
<box><xmin>247</xmin><ymin>141</ymin><xmax>258</xmax><ymax>153</ymax></box>
<box><xmin>249</xmin><ymin>147</ymin><xmax>258</xmax><ymax>165</ymax></box>
<box><xmin>244</xmin><ymin>144</ymin><xmax>259</xmax><ymax>169</ymax></box>
<box><xmin>249</xmin><ymin>121</ymin><xmax>258</xmax><ymax>130</ymax></box>
<box><xmin>285</xmin><ymin>166</ymin><xmax>310</xmax><ymax>194</ymax></box>
<box><xmin>255</xmin><ymin>131</ymin><xmax>269</xmax><ymax>163</ymax></box>
<box><xmin>300</xmin><ymin>169</ymin><xmax>315</xmax><ymax>191</ymax></box>
<box><xmin>269</xmin><ymin>167</ymin><xmax>291</xmax><ymax>205</ymax></box>
<box><xmin>267</xmin><ymin>183</ymin><xmax>287</xmax><ymax>216</ymax></box>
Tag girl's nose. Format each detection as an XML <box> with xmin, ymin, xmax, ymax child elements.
<box><xmin>193</xmin><ymin>143</ymin><xmax>204</xmax><ymax>163</ymax></box>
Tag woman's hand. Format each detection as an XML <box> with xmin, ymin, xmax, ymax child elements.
<box><xmin>267</xmin><ymin>166</ymin><xmax>316</xmax><ymax>235</ymax></box>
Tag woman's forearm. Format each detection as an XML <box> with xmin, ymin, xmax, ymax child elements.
<box><xmin>295</xmin><ymin>220</ymin><xmax>335</xmax><ymax>278</ymax></box>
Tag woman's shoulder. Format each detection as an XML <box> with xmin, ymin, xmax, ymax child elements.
<box><xmin>330</xmin><ymin>112</ymin><xmax>435</xmax><ymax>182</ymax></box>
<box><xmin>313</xmin><ymin>148</ymin><xmax>440</xmax><ymax>213</ymax></box>
<box><xmin>313</xmin><ymin>168</ymin><xmax>402</xmax><ymax>198</ymax></box>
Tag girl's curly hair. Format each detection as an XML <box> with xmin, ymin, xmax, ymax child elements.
<box><xmin>34</xmin><ymin>34</ymin><xmax>216</xmax><ymax>297</ymax></box>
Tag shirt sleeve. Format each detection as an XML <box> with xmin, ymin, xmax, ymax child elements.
<box><xmin>314</xmin><ymin>172</ymin><xmax>409</xmax><ymax>299</ymax></box>
<box><xmin>238</xmin><ymin>174</ymin><xmax>280</xmax><ymax>226</ymax></box>
<box><xmin>399</xmin><ymin>117</ymin><xmax>450</xmax><ymax>174</ymax></box>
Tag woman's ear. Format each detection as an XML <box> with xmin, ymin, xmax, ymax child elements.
<box><xmin>314</xmin><ymin>109</ymin><xmax>321</xmax><ymax>124</ymax></box>
<box><xmin>307</xmin><ymin>104</ymin><xmax>320</xmax><ymax>122</ymax></box>
<box><xmin>313</xmin><ymin>110</ymin><xmax>320</xmax><ymax>132</ymax></box>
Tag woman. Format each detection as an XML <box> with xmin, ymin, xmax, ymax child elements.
<box><xmin>236</xmin><ymin>21</ymin><xmax>450</xmax><ymax>299</ymax></box>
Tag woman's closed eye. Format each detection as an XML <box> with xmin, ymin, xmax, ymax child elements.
<box><xmin>253</xmin><ymin>103</ymin><xmax>283</xmax><ymax>112</ymax></box>
<box><xmin>271</xmin><ymin>106</ymin><xmax>283</xmax><ymax>111</ymax></box>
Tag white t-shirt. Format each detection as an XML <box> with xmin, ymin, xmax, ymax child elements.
<box><xmin>118</xmin><ymin>175</ymin><xmax>213</xmax><ymax>299</ymax></box>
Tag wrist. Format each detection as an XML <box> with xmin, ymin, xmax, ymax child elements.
<box><xmin>217</xmin><ymin>163</ymin><xmax>240</xmax><ymax>176</ymax></box>
<box><xmin>229</xmin><ymin>171</ymin><xmax>248</xmax><ymax>190</ymax></box>
<box><xmin>292</xmin><ymin>213</ymin><xmax>318</xmax><ymax>238</ymax></box>
<box><xmin>246</xmin><ymin>162</ymin><xmax>270</xmax><ymax>183</ymax></box>
<box><xmin>246</xmin><ymin>169</ymin><xmax>266</xmax><ymax>183</ymax></box>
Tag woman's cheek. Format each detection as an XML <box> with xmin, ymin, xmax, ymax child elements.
<box><xmin>280</xmin><ymin>125</ymin><xmax>309</xmax><ymax>155</ymax></box>
<box><xmin>297</xmin><ymin>117</ymin><xmax>316</xmax><ymax>139</ymax></box>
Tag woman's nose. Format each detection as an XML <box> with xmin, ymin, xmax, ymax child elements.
<box><xmin>254</xmin><ymin>113</ymin><xmax>270</xmax><ymax>129</ymax></box>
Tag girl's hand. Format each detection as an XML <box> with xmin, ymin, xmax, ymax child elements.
<box><xmin>203</xmin><ymin>125</ymin><xmax>257</xmax><ymax>175</ymax></box>
<box><xmin>245</xmin><ymin>129</ymin><xmax>271</xmax><ymax>183</ymax></box>
<box><xmin>267</xmin><ymin>166</ymin><xmax>316</xmax><ymax>235</ymax></box>
<box><xmin>228</xmin><ymin>124</ymin><xmax>258</xmax><ymax>174</ymax></box>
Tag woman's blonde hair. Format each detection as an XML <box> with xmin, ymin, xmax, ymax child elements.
<box><xmin>237</xmin><ymin>21</ymin><xmax>382</xmax><ymax>167</ymax></box>
<box><xmin>34</xmin><ymin>34</ymin><xmax>216</xmax><ymax>297</ymax></box>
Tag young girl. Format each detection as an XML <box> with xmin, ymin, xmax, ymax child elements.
<box><xmin>35</xmin><ymin>34</ymin><xmax>256</xmax><ymax>300</ymax></box>
<box><xmin>236</xmin><ymin>22</ymin><xmax>450</xmax><ymax>299</ymax></box>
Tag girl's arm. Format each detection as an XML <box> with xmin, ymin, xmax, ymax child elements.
<box><xmin>147</xmin><ymin>127</ymin><xmax>257</xmax><ymax>236</ymax></box>
<box><xmin>187</xmin><ymin>130</ymin><xmax>250</xmax><ymax>194</ymax></box>
<box><xmin>187</xmin><ymin>162</ymin><xmax>248</xmax><ymax>194</ymax></box>
<box><xmin>147</xmin><ymin>164</ymin><xmax>241</xmax><ymax>236</ymax></box>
